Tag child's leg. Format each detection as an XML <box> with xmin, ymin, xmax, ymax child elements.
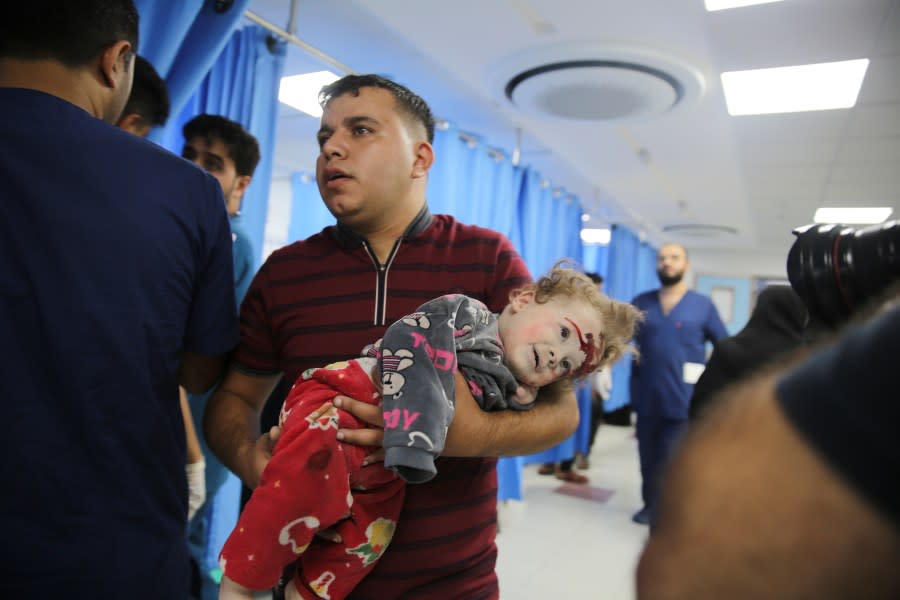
<box><xmin>291</xmin><ymin>478</ymin><xmax>406</xmax><ymax>599</ymax></box>
<box><xmin>218</xmin><ymin>575</ymin><xmax>269</xmax><ymax>600</ymax></box>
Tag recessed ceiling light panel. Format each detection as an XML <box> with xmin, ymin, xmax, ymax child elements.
<box><xmin>705</xmin><ymin>0</ymin><xmax>784</xmax><ymax>11</ymax></box>
<box><xmin>721</xmin><ymin>59</ymin><xmax>869</xmax><ymax>116</ymax></box>
<box><xmin>279</xmin><ymin>70</ymin><xmax>340</xmax><ymax>118</ymax></box>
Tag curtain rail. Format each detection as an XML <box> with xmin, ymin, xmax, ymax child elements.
<box><xmin>244</xmin><ymin>11</ymin><xmax>511</xmax><ymax>166</ymax></box>
<box><xmin>243</xmin><ymin>10</ymin><xmax>355</xmax><ymax>75</ymax></box>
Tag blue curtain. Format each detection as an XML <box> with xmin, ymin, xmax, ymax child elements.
<box><xmin>514</xmin><ymin>169</ymin><xmax>584</xmax><ymax>277</ymax></box>
<box><xmin>636</xmin><ymin>243</ymin><xmax>659</xmax><ymax>296</ymax></box>
<box><xmin>152</xmin><ymin>26</ymin><xmax>286</xmax><ymax>268</ymax></box>
<box><xmin>604</xmin><ymin>226</ymin><xmax>658</xmax><ymax>411</ymax></box>
<box><xmin>425</xmin><ymin>124</ymin><xmax>521</xmax><ymax>238</ymax></box>
<box><xmin>288</xmin><ymin>172</ymin><xmax>333</xmax><ymax>242</ymax></box>
<box><xmin>134</xmin><ymin>0</ymin><xmax>253</xmax><ymax>125</ymax></box>
<box><xmin>521</xmin><ymin>379</ymin><xmax>593</xmax><ymax>472</ymax></box>
<box><xmin>582</xmin><ymin>243</ymin><xmax>610</xmax><ymax>276</ymax></box>
<box><xmin>496</xmin><ymin>456</ymin><xmax>525</xmax><ymax>503</ymax></box>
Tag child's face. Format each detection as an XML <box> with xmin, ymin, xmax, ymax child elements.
<box><xmin>498</xmin><ymin>291</ymin><xmax>604</xmax><ymax>388</ymax></box>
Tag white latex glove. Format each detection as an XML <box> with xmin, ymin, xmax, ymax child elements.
<box><xmin>186</xmin><ymin>459</ymin><xmax>206</xmax><ymax>521</ymax></box>
<box><xmin>593</xmin><ymin>369</ymin><xmax>613</xmax><ymax>401</ymax></box>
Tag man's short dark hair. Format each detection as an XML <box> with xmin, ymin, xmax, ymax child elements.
<box><xmin>0</xmin><ymin>1</ymin><xmax>139</xmax><ymax>69</ymax></box>
<box><xmin>123</xmin><ymin>56</ymin><xmax>169</xmax><ymax>127</ymax></box>
<box><xmin>183</xmin><ymin>115</ymin><xmax>261</xmax><ymax>177</ymax></box>
<box><xmin>319</xmin><ymin>74</ymin><xmax>435</xmax><ymax>144</ymax></box>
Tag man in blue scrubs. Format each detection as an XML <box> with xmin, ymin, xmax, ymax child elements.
<box><xmin>0</xmin><ymin>2</ymin><xmax>239</xmax><ymax>596</ymax></box>
<box><xmin>630</xmin><ymin>243</ymin><xmax>727</xmax><ymax>525</ymax></box>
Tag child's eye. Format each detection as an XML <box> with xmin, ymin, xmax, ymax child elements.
<box><xmin>561</xmin><ymin>326</ymin><xmax>569</xmax><ymax>339</ymax></box>
<box><xmin>561</xmin><ymin>359</ymin><xmax>571</xmax><ymax>371</ymax></box>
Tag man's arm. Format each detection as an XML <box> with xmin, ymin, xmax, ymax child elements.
<box><xmin>203</xmin><ymin>366</ymin><xmax>281</xmax><ymax>489</ymax></box>
<box><xmin>636</xmin><ymin>373</ymin><xmax>900</xmax><ymax>599</ymax></box>
<box><xmin>178</xmin><ymin>351</ymin><xmax>227</xmax><ymax>394</ymax></box>
<box><xmin>336</xmin><ymin>372</ymin><xmax>579</xmax><ymax>457</ymax></box>
<box><xmin>443</xmin><ymin>374</ymin><xmax>578</xmax><ymax>456</ymax></box>
<box><xmin>704</xmin><ymin>299</ymin><xmax>729</xmax><ymax>342</ymax></box>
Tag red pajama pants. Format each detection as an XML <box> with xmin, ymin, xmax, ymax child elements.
<box><xmin>219</xmin><ymin>359</ymin><xmax>405</xmax><ymax>599</ymax></box>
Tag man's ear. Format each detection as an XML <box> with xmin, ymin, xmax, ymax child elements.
<box><xmin>116</xmin><ymin>113</ymin><xmax>147</xmax><ymax>136</ymax></box>
<box><xmin>235</xmin><ymin>175</ymin><xmax>252</xmax><ymax>199</ymax></box>
<box><xmin>226</xmin><ymin>175</ymin><xmax>253</xmax><ymax>215</ymax></box>
<box><xmin>99</xmin><ymin>41</ymin><xmax>133</xmax><ymax>89</ymax></box>
<box><xmin>508</xmin><ymin>289</ymin><xmax>535</xmax><ymax>312</ymax></box>
<box><xmin>411</xmin><ymin>141</ymin><xmax>434</xmax><ymax>179</ymax></box>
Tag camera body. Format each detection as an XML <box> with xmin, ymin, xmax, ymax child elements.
<box><xmin>786</xmin><ymin>220</ymin><xmax>900</xmax><ymax>329</ymax></box>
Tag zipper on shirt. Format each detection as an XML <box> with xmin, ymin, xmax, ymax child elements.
<box><xmin>362</xmin><ymin>238</ymin><xmax>403</xmax><ymax>326</ymax></box>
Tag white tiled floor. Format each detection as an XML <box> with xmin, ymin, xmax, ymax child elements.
<box><xmin>496</xmin><ymin>424</ymin><xmax>649</xmax><ymax>600</ymax></box>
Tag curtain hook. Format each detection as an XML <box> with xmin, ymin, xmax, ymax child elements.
<box><xmin>214</xmin><ymin>0</ymin><xmax>235</xmax><ymax>14</ymax></box>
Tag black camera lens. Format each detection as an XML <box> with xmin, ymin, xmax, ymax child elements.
<box><xmin>787</xmin><ymin>220</ymin><xmax>900</xmax><ymax>327</ymax></box>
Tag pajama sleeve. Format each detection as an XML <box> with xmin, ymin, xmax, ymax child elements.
<box><xmin>379</xmin><ymin>295</ymin><xmax>509</xmax><ymax>483</ymax></box>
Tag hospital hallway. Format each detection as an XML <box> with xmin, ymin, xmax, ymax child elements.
<box><xmin>496</xmin><ymin>423</ymin><xmax>648</xmax><ymax>600</ymax></box>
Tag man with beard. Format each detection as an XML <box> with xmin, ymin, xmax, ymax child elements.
<box><xmin>629</xmin><ymin>243</ymin><xmax>727</xmax><ymax>526</ymax></box>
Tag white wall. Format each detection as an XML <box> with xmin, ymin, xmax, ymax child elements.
<box><xmin>262</xmin><ymin>176</ymin><xmax>292</xmax><ymax>262</ymax></box>
<box><xmin>689</xmin><ymin>248</ymin><xmax>789</xmax><ymax>283</ymax></box>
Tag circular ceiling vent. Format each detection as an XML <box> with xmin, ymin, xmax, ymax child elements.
<box><xmin>663</xmin><ymin>224</ymin><xmax>738</xmax><ymax>238</ymax></box>
<box><xmin>488</xmin><ymin>42</ymin><xmax>706</xmax><ymax>122</ymax></box>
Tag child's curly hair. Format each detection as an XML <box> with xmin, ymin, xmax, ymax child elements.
<box><xmin>520</xmin><ymin>261</ymin><xmax>643</xmax><ymax>375</ymax></box>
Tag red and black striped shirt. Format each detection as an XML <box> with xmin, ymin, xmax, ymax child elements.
<box><xmin>234</xmin><ymin>207</ymin><xmax>531</xmax><ymax>599</ymax></box>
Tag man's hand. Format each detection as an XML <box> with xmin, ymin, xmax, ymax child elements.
<box><xmin>204</xmin><ymin>369</ymin><xmax>281</xmax><ymax>489</ymax></box>
<box><xmin>241</xmin><ymin>425</ymin><xmax>281</xmax><ymax>489</ymax></box>
<box><xmin>333</xmin><ymin>395</ymin><xmax>385</xmax><ymax>465</ymax></box>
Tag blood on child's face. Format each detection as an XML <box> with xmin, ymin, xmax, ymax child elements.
<box><xmin>499</xmin><ymin>292</ymin><xmax>603</xmax><ymax>388</ymax></box>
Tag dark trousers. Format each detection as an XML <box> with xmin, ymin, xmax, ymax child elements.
<box><xmin>587</xmin><ymin>392</ymin><xmax>604</xmax><ymax>453</ymax></box>
<box><xmin>635</xmin><ymin>415</ymin><xmax>688</xmax><ymax>519</ymax></box>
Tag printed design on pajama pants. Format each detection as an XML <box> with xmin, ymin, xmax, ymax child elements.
<box><xmin>219</xmin><ymin>358</ymin><xmax>406</xmax><ymax>600</ymax></box>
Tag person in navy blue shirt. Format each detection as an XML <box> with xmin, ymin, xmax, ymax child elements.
<box><xmin>114</xmin><ymin>54</ymin><xmax>210</xmax><ymax>525</ymax></box>
<box><xmin>0</xmin><ymin>2</ymin><xmax>239</xmax><ymax>597</ymax></box>
<box><xmin>630</xmin><ymin>243</ymin><xmax>727</xmax><ymax>525</ymax></box>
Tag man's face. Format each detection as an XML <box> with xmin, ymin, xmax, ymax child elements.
<box><xmin>315</xmin><ymin>87</ymin><xmax>424</xmax><ymax>232</ymax></box>
<box><xmin>182</xmin><ymin>137</ymin><xmax>248</xmax><ymax>216</ymax></box>
<box><xmin>499</xmin><ymin>293</ymin><xmax>604</xmax><ymax>388</ymax></box>
<box><xmin>656</xmin><ymin>244</ymin><xmax>688</xmax><ymax>287</ymax></box>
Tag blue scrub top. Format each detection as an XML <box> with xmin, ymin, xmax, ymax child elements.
<box><xmin>630</xmin><ymin>290</ymin><xmax>728</xmax><ymax>419</ymax></box>
<box><xmin>0</xmin><ymin>89</ymin><xmax>238</xmax><ymax>597</ymax></box>
<box><xmin>228</xmin><ymin>213</ymin><xmax>256</xmax><ymax>309</ymax></box>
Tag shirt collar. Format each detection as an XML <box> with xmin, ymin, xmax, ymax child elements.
<box><xmin>333</xmin><ymin>204</ymin><xmax>433</xmax><ymax>249</ymax></box>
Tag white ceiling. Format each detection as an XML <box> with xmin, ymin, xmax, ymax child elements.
<box><xmin>247</xmin><ymin>0</ymin><xmax>900</xmax><ymax>267</ymax></box>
